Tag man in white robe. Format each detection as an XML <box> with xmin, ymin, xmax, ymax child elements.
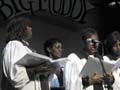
<box><xmin>64</xmin><ymin>53</ymin><xmax>96</xmax><ymax>90</ymax></box>
<box><xmin>2</xmin><ymin>17</ymin><xmax>41</xmax><ymax>90</ymax></box>
<box><xmin>103</xmin><ymin>31</ymin><xmax>120</xmax><ymax>90</ymax></box>
<box><xmin>43</xmin><ymin>38</ymin><xmax>65</xmax><ymax>90</ymax></box>
<box><xmin>63</xmin><ymin>28</ymin><xmax>115</xmax><ymax>90</ymax></box>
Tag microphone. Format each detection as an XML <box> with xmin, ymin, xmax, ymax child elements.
<box><xmin>92</xmin><ymin>39</ymin><xmax>100</xmax><ymax>47</ymax></box>
<box><xmin>86</xmin><ymin>38</ymin><xmax>105</xmax><ymax>58</ymax></box>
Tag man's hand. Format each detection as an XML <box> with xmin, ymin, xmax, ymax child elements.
<box><xmin>89</xmin><ymin>73</ymin><xmax>103</xmax><ymax>85</ymax></box>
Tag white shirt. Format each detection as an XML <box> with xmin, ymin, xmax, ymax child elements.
<box><xmin>48</xmin><ymin>63</ymin><xmax>64</xmax><ymax>88</ymax></box>
<box><xmin>2</xmin><ymin>40</ymin><xmax>41</xmax><ymax>90</ymax></box>
<box><xmin>48</xmin><ymin>74</ymin><xmax>60</xmax><ymax>87</ymax></box>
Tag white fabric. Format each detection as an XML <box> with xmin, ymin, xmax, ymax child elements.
<box><xmin>64</xmin><ymin>53</ymin><xmax>108</xmax><ymax>90</ymax></box>
<box><xmin>64</xmin><ymin>53</ymin><xmax>87</xmax><ymax>90</ymax></box>
<box><xmin>64</xmin><ymin>53</ymin><xmax>120</xmax><ymax>90</ymax></box>
<box><xmin>103</xmin><ymin>56</ymin><xmax>120</xmax><ymax>90</ymax></box>
<box><xmin>2</xmin><ymin>40</ymin><xmax>41</xmax><ymax>90</ymax></box>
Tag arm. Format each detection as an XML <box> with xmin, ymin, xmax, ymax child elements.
<box><xmin>82</xmin><ymin>73</ymin><xmax>103</xmax><ymax>88</ymax></box>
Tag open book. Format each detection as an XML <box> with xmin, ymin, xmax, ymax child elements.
<box><xmin>16</xmin><ymin>52</ymin><xmax>69</xmax><ymax>74</ymax></box>
<box><xmin>80</xmin><ymin>56</ymin><xmax>114</xmax><ymax>76</ymax></box>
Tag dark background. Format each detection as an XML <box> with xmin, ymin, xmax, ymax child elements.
<box><xmin>0</xmin><ymin>0</ymin><xmax>120</xmax><ymax>89</ymax></box>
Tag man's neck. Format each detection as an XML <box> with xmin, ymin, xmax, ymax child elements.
<box><xmin>49</xmin><ymin>54</ymin><xmax>60</xmax><ymax>60</ymax></box>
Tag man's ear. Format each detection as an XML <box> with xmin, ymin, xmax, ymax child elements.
<box><xmin>47</xmin><ymin>47</ymin><xmax>51</xmax><ymax>53</ymax></box>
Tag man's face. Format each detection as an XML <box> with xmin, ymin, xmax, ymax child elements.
<box><xmin>112</xmin><ymin>40</ymin><xmax>120</xmax><ymax>58</ymax></box>
<box><xmin>24</xmin><ymin>26</ymin><xmax>32</xmax><ymax>40</ymax></box>
<box><xmin>49</xmin><ymin>42</ymin><xmax>62</xmax><ymax>59</ymax></box>
<box><xmin>85</xmin><ymin>33</ymin><xmax>99</xmax><ymax>55</ymax></box>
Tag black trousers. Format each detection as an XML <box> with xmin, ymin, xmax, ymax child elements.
<box><xmin>51</xmin><ymin>86</ymin><xmax>65</xmax><ymax>90</ymax></box>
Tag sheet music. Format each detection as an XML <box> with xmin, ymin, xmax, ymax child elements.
<box><xmin>80</xmin><ymin>56</ymin><xmax>114</xmax><ymax>76</ymax></box>
<box><xmin>16</xmin><ymin>52</ymin><xmax>69</xmax><ymax>66</ymax></box>
<box><xmin>15</xmin><ymin>52</ymin><xmax>69</xmax><ymax>74</ymax></box>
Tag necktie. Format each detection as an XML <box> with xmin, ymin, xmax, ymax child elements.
<box><xmin>57</xmin><ymin>68</ymin><xmax>63</xmax><ymax>86</ymax></box>
<box><xmin>40</xmin><ymin>75</ymin><xmax>49</xmax><ymax>90</ymax></box>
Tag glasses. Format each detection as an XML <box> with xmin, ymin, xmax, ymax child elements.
<box><xmin>86</xmin><ymin>38</ymin><xmax>100</xmax><ymax>45</ymax></box>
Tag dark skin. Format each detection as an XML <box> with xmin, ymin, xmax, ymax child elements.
<box><xmin>47</xmin><ymin>42</ymin><xmax>65</xmax><ymax>90</ymax></box>
<box><xmin>23</xmin><ymin>26</ymin><xmax>32</xmax><ymax>41</ymax></box>
<box><xmin>112</xmin><ymin>40</ymin><xmax>120</xmax><ymax>59</ymax></box>
<box><xmin>83</xmin><ymin>33</ymin><xmax>114</xmax><ymax>86</ymax></box>
<box><xmin>30</xmin><ymin>42</ymin><xmax>63</xmax><ymax>74</ymax></box>
<box><xmin>85</xmin><ymin>33</ymin><xmax>99</xmax><ymax>56</ymax></box>
<box><xmin>48</xmin><ymin>42</ymin><xmax>62</xmax><ymax>59</ymax></box>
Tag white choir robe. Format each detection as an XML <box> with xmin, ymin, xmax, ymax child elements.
<box><xmin>64</xmin><ymin>53</ymin><xmax>88</xmax><ymax>90</ymax></box>
<box><xmin>103</xmin><ymin>56</ymin><xmax>120</xmax><ymax>90</ymax></box>
<box><xmin>64</xmin><ymin>53</ymin><xmax>106</xmax><ymax>90</ymax></box>
<box><xmin>2</xmin><ymin>40</ymin><xmax>41</xmax><ymax>90</ymax></box>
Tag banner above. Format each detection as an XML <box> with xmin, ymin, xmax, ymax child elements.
<box><xmin>0</xmin><ymin>0</ymin><xmax>95</xmax><ymax>25</ymax></box>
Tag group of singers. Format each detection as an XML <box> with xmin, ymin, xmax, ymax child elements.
<box><xmin>1</xmin><ymin>16</ymin><xmax>120</xmax><ymax>90</ymax></box>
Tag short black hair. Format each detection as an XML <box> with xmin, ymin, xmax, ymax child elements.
<box><xmin>43</xmin><ymin>38</ymin><xmax>62</xmax><ymax>56</ymax></box>
<box><xmin>5</xmin><ymin>16</ymin><xmax>32</xmax><ymax>43</ymax></box>
<box><xmin>105</xmin><ymin>31</ymin><xmax>120</xmax><ymax>54</ymax></box>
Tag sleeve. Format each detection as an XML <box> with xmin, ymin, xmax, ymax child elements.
<box><xmin>82</xmin><ymin>76</ymin><xmax>90</xmax><ymax>87</ymax></box>
<box><xmin>64</xmin><ymin>53</ymin><xmax>85</xmax><ymax>90</ymax></box>
<box><xmin>3</xmin><ymin>41</ymin><xmax>32</xmax><ymax>89</ymax></box>
<box><xmin>112</xmin><ymin>69</ymin><xmax>120</xmax><ymax>90</ymax></box>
